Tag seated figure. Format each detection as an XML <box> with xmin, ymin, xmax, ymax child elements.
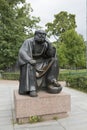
<box><xmin>18</xmin><ymin>30</ymin><xmax>62</xmax><ymax>97</ymax></box>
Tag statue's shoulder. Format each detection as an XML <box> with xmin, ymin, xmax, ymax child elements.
<box><xmin>24</xmin><ymin>37</ymin><xmax>34</xmax><ymax>44</ymax></box>
<box><xmin>21</xmin><ymin>37</ymin><xmax>34</xmax><ymax>49</ymax></box>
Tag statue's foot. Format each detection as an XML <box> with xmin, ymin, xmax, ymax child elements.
<box><xmin>47</xmin><ymin>85</ymin><xmax>62</xmax><ymax>94</ymax></box>
<box><xmin>29</xmin><ymin>91</ymin><xmax>38</xmax><ymax>97</ymax></box>
<box><xmin>52</xmin><ymin>79</ymin><xmax>61</xmax><ymax>87</ymax></box>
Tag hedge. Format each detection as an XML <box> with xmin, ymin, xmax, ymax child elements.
<box><xmin>59</xmin><ymin>72</ymin><xmax>87</xmax><ymax>93</ymax></box>
<box><xmin>66</xmin><ymin>75</ymin><xmax>87</xmax><ymax>93</ymax></box>
<box><xmin>1</xmin><ymin>71</ymin><xmax>87</xmax><ymax>93</ymax></box>
<box><xmin>1</xmin><ymin>72</ymin><xmax>20</xmax><ymax>80</ymax></box>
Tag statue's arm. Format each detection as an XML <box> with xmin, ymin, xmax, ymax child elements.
<box><xmin>18</xmin><ymin>39</ymin><xmax>36</xmax><ymax>65</ymax></box>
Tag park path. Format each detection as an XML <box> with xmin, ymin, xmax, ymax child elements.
<box><xmin>0</xmin><ymin>80</ymin><xmax>87</xmax><ymax>130</ymax></box>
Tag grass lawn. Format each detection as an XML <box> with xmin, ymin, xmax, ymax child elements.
<box><xmin>60</xmin><ymin>69</ymin><xmax>87</xmax><ymax>74</ymax></box>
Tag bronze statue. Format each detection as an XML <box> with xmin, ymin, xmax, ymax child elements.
<box><xmin>18</xmin><ymin>30</ymin><xmax>62</xmax><ymax>97</ymax></box>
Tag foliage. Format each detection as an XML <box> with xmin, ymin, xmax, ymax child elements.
<box><xmin>60</xmin><ymin>68</ymin><xmax>87</xmax><ymax>74</ymax></box>
<box><xmin>54</xmin><ymin>42</ymin><xmax>68</xmax><ymax>68</ymax></box>
<box><xmin>46</xmin><ymin>11</ymin><xmax>77</xmax><ymax>41</ymax></box>
<box><xmin>53</xmin><ymin>116</ymin><xmax>58</xmax><ymax>120</ymax></box>
<box><xmin>0</xmin><ymin>0</ymin><xmax>40</xmax><ymax>70</ymax></box>
<box><xmin>66</xmin><ymin>75</ymin><xmax>87</xmax><ymax>93</ymax></box>
<box><xmin>58</xmin><ymin>30</ymin><xmax>86</xmax><ymax>68</ymax></box>
<box><xmin>46</xmin><ymin>11</ymin><xmax>86</xmax><ymax>69</ymax></box>
<box><xmin>59</xmin><ymin>69</ymin><xmax>87</xmax><ymax>80</ymax></box>
<box><xmin>1</xmin><ymin>72</ymin><xmax>20</xmax><ymax>80</ymax></box>
<box><xmin>59</xmin><ymin>72</ymin><xmax>69</xmax><ymax>81</ymax></box>
<box><xmin>59</xmin><ymin>70</ymin><xmax>87</xmax><ymax>92</ymax></box>
<box><xmin>29</xmin><ymin>116</ymin><xmax>43</xmax><ymax>123</ymax></box>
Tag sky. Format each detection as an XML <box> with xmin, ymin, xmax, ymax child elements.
<box><xmin>26</xmin><ymin>0</ymin><xmax>86</xmax><ymax>41</ymax></box>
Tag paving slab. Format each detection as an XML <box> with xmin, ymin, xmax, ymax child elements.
<box><xmin>0</xmin><ymin>110</ymin><xmax>12</xmax><ymax>119</ymax></box>
<box><xmin>0</xmin><ymin>116</ymin><xmax>13</xmax><ymax>125</ymax></box>
<box><xmin>14</xmin><ymin>121</ymin><xmax>65</xmax><ymax>130</ymax></box>
<box><xmin>0</xmin><ymin>125</ymin><xmax>13</xmax><ymax>130</ymax></box>
<box><xmin>14</xmin><ymin>125</ymin><xmax>65</xmax><ymax>130</ymax></box>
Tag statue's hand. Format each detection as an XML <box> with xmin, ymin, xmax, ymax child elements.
<box><xmin>29</xmin><ymin>59</ymin><xmax>36</xmax><ymax>65</ymax></box>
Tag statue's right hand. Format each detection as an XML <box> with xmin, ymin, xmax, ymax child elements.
<box><xmin>29</xmin><ymin>59</ymin><xmax>36</xmax><ymax>65</ymax></box>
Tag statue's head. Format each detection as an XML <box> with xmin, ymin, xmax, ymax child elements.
<box><xmin>34</xmin><ymin>30</ymin><xmax>46</xmax><ymax>43</ymax></box>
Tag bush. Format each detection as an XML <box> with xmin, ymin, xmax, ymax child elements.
<box><xmin>2</xmin><ymin>72</ymin><xmax>20</xmax><ymax>80</ymax></box>
<box><xmin>58</xmin><ymin>73</ymin><xmax>69</xmax><ymax>81</ymax></box>
<box><xmin>66</xmin><ymin>75</ymin><xmax>87</xmax><ymax>93</ymax></box>
<box><xmin>59</xmin><ymin>70</ymin><xmax>87</xmax><ymax>93</ymax></box>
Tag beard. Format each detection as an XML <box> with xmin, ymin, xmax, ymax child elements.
<box><xmin>34</xmin><ymin>35</ymin><xmax>46</xmax><ymax>43</ymax></box>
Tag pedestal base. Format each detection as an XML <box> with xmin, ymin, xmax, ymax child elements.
<box><xmin>14</xmin><ymin>90</ymin><xmax>71</xmax><ymax>123</ymax></box>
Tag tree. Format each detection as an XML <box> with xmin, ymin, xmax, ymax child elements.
<box><xmin>46</xmin><ymin>11</ymin><xmax>77</xmax><ymax>41</ymax></box>
<box><xmin>46</xmin><ymin>11</ymin><xmax>85</xmax><ymax>69</ymax></box>
<box><xmin>0</xmin><ymin>0</ymin><xmax>40</xmax><ymax>70</ymax></box>
<box><xmin>58</xmin><ymin>29</ymin><xmax>86</xmax><ymax>69</ymax></box>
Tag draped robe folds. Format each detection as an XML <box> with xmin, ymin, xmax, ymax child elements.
<box><xmin>18</xmin><ymin>38</ymin><xmax>37</xmax><ymax>94</ymax></box>
<box><xmin>18</xmin><ymin>38</ymin><xmax>59</xmax><ymax>94</ymax></box>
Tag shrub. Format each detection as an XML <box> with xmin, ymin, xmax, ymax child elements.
<box><xmin>66</xmin><ymin>75</ymin><xmax>87</xmax><ymax>93</ymax></box>
<box><xmin>58</xmin><ymin>73</ymin><xmax>69</xmax><ymax>81</ymax></box>
<box><xmin>2</xmin><ymin>72</ymin><xmax>20</xmax><ymax>80</ymax></box>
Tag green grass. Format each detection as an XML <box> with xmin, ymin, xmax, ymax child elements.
<box><xmin>60</xmin><ymin>69</ymin><xmax>87</xmax><ymax>73</ymax></box>
<box><xmin>59</xmin><ymin>69</ymin><xmax>87</xmax><ymax>81</ymax></box>
<box><xmin>60</xmin><ymin>69</ymin><xmax>87</xmax><ymax>76</ymax></box>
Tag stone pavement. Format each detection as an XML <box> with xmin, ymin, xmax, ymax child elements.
<box><xmin>0</xmin><ymin>80</ymin><xmax>87</xmax><ymax>130</ymax></box>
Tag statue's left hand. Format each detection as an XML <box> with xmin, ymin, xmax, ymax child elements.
<box><xmin>29</xmin><ymin>59</ymin><xmax>36</xmax><ymax>65</ymax></box>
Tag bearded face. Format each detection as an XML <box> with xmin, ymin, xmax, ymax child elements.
<box><xmin>34</xmin><ymin>30</ymin><xmax>46</xmax><ymax>43</ymax></box>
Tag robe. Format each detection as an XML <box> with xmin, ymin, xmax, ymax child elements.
<box><xmin>18</xmin><ymin>37</ymin><xmax>59</xmax><ymax>94</ymax></box>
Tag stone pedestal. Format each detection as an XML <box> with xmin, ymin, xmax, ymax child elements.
<box><xmin>14</xmin><ymin>90</ymin><xmax>71</xmax><ymax>123</ymax></box>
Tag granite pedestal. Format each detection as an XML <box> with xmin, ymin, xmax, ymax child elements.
<box><xmin>14</xmin><ymin>90</ymin><xmax>71</xmax><ymax>123</ymax></box>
